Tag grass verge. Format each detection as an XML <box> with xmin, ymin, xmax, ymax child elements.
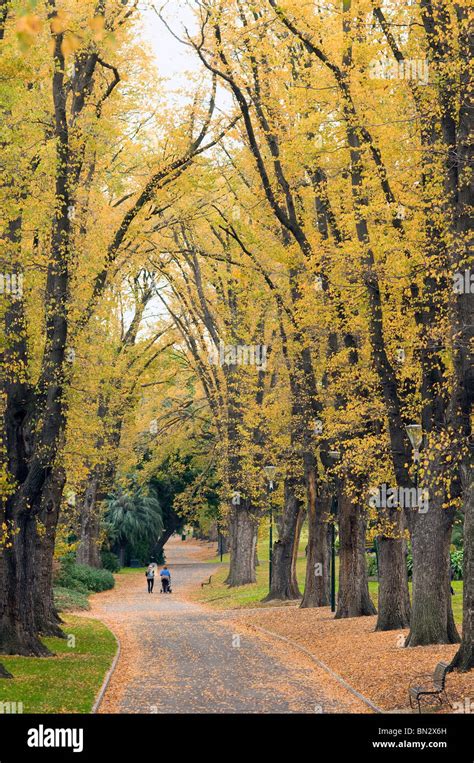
<box><xmin>54</xmin><ymin>586</ymin><xmax>90</xmax><ymax>612</ymax></box>
<box><xmin>118</xmin><ymin>566</ymin><xmax>147</xmax><ymax>575</ymax></box>
<box><xmin>0</xmin><ymin>615</ymin><xmax>117</xmax><ymax>713</ymax></box>
<box><xmin>192</xmin><ymin>557</ymin><xmax>464</xmax><ymax>623</ymax></box>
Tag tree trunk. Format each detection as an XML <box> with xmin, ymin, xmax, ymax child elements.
<box><xmin>33</xmin><ymin>468</ymin><xmax>66</xmax><ymax>637</ymax></box>
<box><xmin>376</xmin><ymin>536</ymin><xmax>411</xmax><ymax>630</ymax></box>
<box><xmin>0</xmin><ymin>663</ymin><xmax>13</xmax><ymax>679</ymax></box>
<box><xmin>450</xmin><ymin>466</ymin><xmax>473</xmax><ymax>670</ymax></box>
<box><xmin>76</xmin><ymin>476</ymin><xmax>102</xmax><ymax>568</ymax></box>
<box><xmin>291</xmin><ymin>506</ymin><xmax>305</xmax><ymax>586</ymax></box>
<box><xmin>0</xmin><ymin>511</ymin><xmax>51</xmax><ymax>656</ymax></box>
<box><xmin>336</xmin><ymin>493</ymin><xmax>376</xmax><ymax>618</ymax></box>
<box><xmin>264</xmin><ymin>477</ymin><xmax>302</xmax><ymax>601</ymax></box>
<box><xmin>405</xmin><ymin>502</ymin><xmax>460</xmax><ymax>646</ymax></box>
<box><xmin>117</xmin><ymin>543</ymin><xmax>127</xmax><ymax>567</ymax></box>
<box><xmin>152</xmin><ymin>524</ymin><xmax>177</xmax><ymax>564</ymax></box>
<box><xmin>254</xmin><ymin>545</ymin><xmax>259</xmax><ymax>568</ymax></box>
<box><xmin>227</xmin><ymin>506</ymin><xmax>258</xmax><ymax>586</ymax></box>
<box><xmin>208</xmin><ymin>522</ymin><xmax>218</xmax><ymax>542</ymax></box>
<box><xmin>375</xmin><ymin>510</ymin><xmax>411</xmax><ymax>631</ymax></box>
<box><xmin>301</xmin><ymin>478</ymin><xmax>331</xmax><ymax>608</ymax></box>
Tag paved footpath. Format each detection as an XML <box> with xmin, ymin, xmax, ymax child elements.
<box><xmin>89</xmin><ymin>539</ymin><xmax>367</xmax><ymax>714</ymax></box>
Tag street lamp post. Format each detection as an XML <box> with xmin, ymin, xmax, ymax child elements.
<box><xmin>263</xmin><ymin>465</ymin><xmax>277</xmax><ymax>592</ymax></box>
<box><xmin>217</xmin><ymin>521</ymin><xmax>224</xmax><ymax>562</ymax></box>
<box><xmin>328</xmin><ymin>450</ymin><xmax>341</xmax><ymax>613</ymax></box>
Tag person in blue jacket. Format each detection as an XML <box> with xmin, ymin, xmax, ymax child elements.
<box><xmin>160</xmin><ymin>565</ymin><xmax>171</xmax><ymax>593</ymax></box>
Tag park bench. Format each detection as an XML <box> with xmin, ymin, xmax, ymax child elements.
<box><xmin>408</xmin><ymin>661</ymin><xmax>451</xmax><ymax>713</ymax></box>
<box><xmin>201</xmin><ymin>575</ymin><xmax>213</xmax><ymax>588</ymax></box>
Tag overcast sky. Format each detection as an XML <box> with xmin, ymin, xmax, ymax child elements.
<box><xmin>138</xmin><ymin>1</ymin><xmax>233</xmax><ymax>113</ymax></box>
<box><xmin>139</xmin><ymin>1</ymin><xmax>201</xmax><ymax>93</ymax></box>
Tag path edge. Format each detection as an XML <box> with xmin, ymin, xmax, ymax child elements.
<box><xmin>245</xmin><ymin>622</ymin><xmax>383</xmax><ymax>714</ymax></box>
<box><xmin>92</xmin><ymin>626</ymin><xmax>121</xmax><ymax>714</ymax></box>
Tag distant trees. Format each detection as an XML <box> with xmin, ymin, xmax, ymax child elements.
<box><xmin>105</xmin><ymin>485</ymin><xmax>163</xmax><ymax>567</ymax></box>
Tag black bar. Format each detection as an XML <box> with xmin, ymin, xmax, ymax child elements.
<box><xmin>0</xmin><ymin>713</ymin><xmax>470</xmax><ymax>761</ymax></box>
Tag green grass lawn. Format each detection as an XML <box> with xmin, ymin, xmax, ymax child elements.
<box><xmin>53</xmin><ymin>586</ymin><xmax>90</xmax><ymax>612</ymax></box>
<box><xmin>119</xmin><ymin>566</ymin><xmax>147</xmax><ymax>575</ymax></box>
<box><xmin>198</xmin><ymin>546</ymin><xmax>464</xmax><ymax>624</ymax></box>
<box><xmin>0</xmin><ymin>616</ymin><xmax>117</xmax><ymax>713</ymax></box>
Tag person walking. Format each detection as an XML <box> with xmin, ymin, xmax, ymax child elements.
<box><xmin>160</xmin><ymin>565</ymin><xmax>171</xmax><ymax>593</ymax></box>
<box><xmin>146</xmin><ymin>564</ymin><xmax>155</xmax><ymax>593</ymax></box>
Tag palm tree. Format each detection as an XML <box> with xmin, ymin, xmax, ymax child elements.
<box><xmin>105</xmin><ymin>486</ymin><xmax>163</xmax><ymax>566</ymax></box>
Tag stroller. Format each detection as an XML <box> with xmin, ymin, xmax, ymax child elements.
<box><xmin>160</xmin><ymin>575</ymin><xmax>172</xmax><ymax>594</ymax></box>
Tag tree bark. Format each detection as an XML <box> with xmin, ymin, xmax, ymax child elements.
<box><xmin>447</xmin><ymin>2</ymin><xmax>473</xmax><ymax>671</ymax></box>
<box><xmin>33</xmin><ymin>468</ymin><xmax>66</xmax><ymax>637</ymax></box>
<box><xmin>208</xmin><ymin>522</ymin><xmax>218</xmax><ymax>542</ymax></box>
<box><xmin>450</xmin><ymin>466</ymin><xmax>473</xmax><ymax>670</ymax></box>
<box><xmin>336</xmin><ymin>492</ymin><xmax>376</xmax><ymax>618</ymax></box>
<box><xmin>76</xmin><ymin>475</ymin><xmax>102</xmax><ymax>568</ymax></box>
<box><xmin>264</xmin><ymin>476</ymin><xmax>302</xmax><ymax>601</ymax></box>
<box><xmin>376</xmin><ymin>510</ymin><xmax>411</xmax><ymax>631</ymax></box>
<box><xmin>291</xmin><ymin>506</ymin><xmax>305</xmax><ymax>586</ymax></box>
<box><xmin>301</xmin><ymin>479</ymin><xmax>331</xmax><ymax>608</ymax></box>
<box><xmin>405</xmin><ymin>500</ymin><xmax>460</xmax><ymax>646</ymax></box>
<box><xmin>0</xmin><ymin>512</ymin><xmax>51</xmax><ymax>656</ymax></box>
<box><xmin>227</xmin><ymin>505</ymin><xmax>258</xmax><ymax>586</ymax></box>
<box><xmin>152</xmin><ymin>523</ymin><xmax>178</xmax><ymax>564</ymax></box>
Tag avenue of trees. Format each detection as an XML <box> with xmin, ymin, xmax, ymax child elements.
<box><xmin>0</xmin><ymin>0</ymin><xmax>472</xmax><ymax>682</ymax></box>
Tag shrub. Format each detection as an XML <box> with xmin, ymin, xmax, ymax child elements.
<box><xmin>366</xmin><ymin>553</ymin><xmax>378</xmax><ymax>578</ymax></box>
<box><xmin>101</xmin><ymin>550</ymin><xmax>121</xmax><ymax>573</ymax></box>
<box><xmin>450</xmin><ymin>549</ymin><xmax>463</xmax><ymax>580</ymax></box>
<box><xmin>57</xmin><ymin>556</ymin><xmax>115</xmax><ymax>592</ymax></box>
<box><xmin>71</xmin><ymin>564</ymin><xmax>115</xmax><ymax>592</ymax></box>
<box><xmin>54</xmin><ymin>586</ymin><xmax>90</xmax><ymax>612</ymax></box>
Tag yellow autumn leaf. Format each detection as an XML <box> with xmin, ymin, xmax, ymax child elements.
<box><xmin>16</xmin><ymin>14</ymin><xmax>43</xmax><ymax>36</ymax></box>
<box><xmin>51</xmin><ymin>13</ymin><xmax>68</xmax><ymax>35</ymax></box>
<box><xmin>88</xmin><ymin>15</ymin><xmax>105</xmax><ymax>40</ymax></box>
<box><xmin>61</xmin><ymin>33</ymin><xmax>82</xmax><ymax>57</ymax></box>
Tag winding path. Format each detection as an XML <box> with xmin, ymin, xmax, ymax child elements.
<box><xmin>89</xmin><ymin>538</ymin><xmax>367</xmax><ymax>714</ymax></box>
